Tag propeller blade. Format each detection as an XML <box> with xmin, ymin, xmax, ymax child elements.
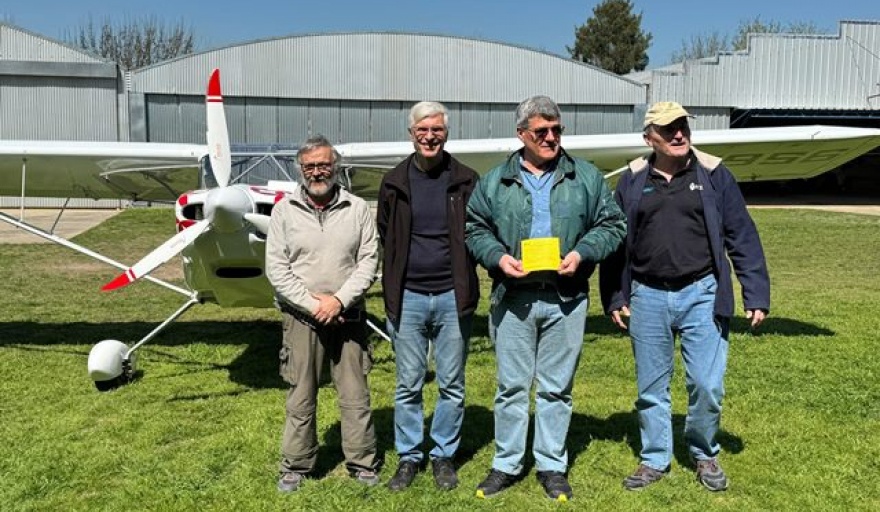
<box><xmin>102</xmin><ymin>220</ymin><xmax>210</xmax><ymax>291</ymax></box>
<box><xmin>206</xmin><ymin>68</ymin><xmax>232</xmax><ymax>188</ymax></box>
<box><xmin>243</xmin><ymin>213</ymin><xmax>272</xmax><ymax>235</ymax></box>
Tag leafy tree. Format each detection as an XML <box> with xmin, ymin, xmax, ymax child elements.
<box><xmin>568</xmin><ymin>0</ymin><xmax>652</xmax><ymax>74</ymax></box>
<box><xmin>671</xmin><ymin>16</ymin><xmax>824</xmax><ymax>63</ymax></box>
<box><xmin>65</xmin><ymin>16</ymin><xmax>196</xmax><ymax>69</ymax></box>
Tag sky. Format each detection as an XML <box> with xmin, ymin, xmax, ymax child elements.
<box><xmin>3</xmin><ymin>0</ymin><xmax>878</xmax><ymax>67</ymax></box>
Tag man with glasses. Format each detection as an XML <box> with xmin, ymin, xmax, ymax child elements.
<box><xmin>600</xmin><ymin>101</ymin><xmax>769</xmax><ymax>492</ymax></box>
<box><xmin>466</xmin><ymin>95</ymin><xmax>626</xmax><ymax>501</ymax></box>
<box><xmin>377</xmin><ymin>101</ymin><xmax>480</xmax><ymax>491</ymax></box>
<box><xmin>266</xmin><ymin>135</ymin><xmax>381</xmax><ymax>492</ymax></box>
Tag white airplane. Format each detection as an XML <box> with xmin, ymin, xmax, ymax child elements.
<box><xmin>2</xmin><ymin>68</ymin><xmax>879</xmax><ymax>390</ymax></box>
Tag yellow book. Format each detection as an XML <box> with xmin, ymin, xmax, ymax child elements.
<box><xmin>521</xmin><ymin>237</ymin><xmax>560</xmax><ymax>273</ymax></box>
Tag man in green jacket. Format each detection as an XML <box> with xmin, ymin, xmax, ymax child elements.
<box><xmin>466</xmin><ymin>95</ymin><xmax>626</xmax><ymax>502</ymax></box>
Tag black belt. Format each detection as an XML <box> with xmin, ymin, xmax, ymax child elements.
<box><xmin>513</xmin><ymin>280</ymin><xmax>557</xmax><ymax>291</ymax></box>
<box><xmin>280</xmin><ymin>303</ymin><xmax>364</xmax><ymax>328</ymax></box>
<box><xmin>633</xmin><ymin>268</ymin><xmax>714</xmax><ymax>291</ymax></box>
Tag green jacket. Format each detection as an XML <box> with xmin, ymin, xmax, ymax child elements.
<box><xmin>465</xmin><ymin>149</ymin><xmax>626</xmax><ymax>304</ymax></box>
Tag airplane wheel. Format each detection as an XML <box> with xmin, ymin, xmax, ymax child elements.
<box><xmin>88</xmin><ymin>340</ymin><xmax>136</xmax><ymax>390</ymax></box>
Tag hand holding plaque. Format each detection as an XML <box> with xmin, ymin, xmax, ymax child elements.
<box><xmin>520</xmin><ymin>237</ymin><xmax>561</xmax><ymax>273</ymax></box>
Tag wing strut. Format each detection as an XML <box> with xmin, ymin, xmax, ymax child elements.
<box><xmin>0</xmin><ymin>210</ymin><xmax>192</xmax><ymax>298</ymax></box>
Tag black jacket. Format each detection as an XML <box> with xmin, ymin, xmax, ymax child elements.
<box><xmin>377</xmin><ymin>152</ymin><xmax>480</xmax><ymax>324</ymax></box>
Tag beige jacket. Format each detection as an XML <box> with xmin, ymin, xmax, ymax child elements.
<box><xmin>266</xmin><ymin>185</ymin><xmax>378</xmax><ymax>316</ymax></box>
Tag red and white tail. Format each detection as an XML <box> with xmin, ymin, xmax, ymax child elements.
<box><xmin>206</xmin><ymin>68</ymin><xmax>231</xmax><ymax>188</ymax></box>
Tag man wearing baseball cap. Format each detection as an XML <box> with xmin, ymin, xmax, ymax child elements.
<box><xmin>600</xmin><ymin>101</ymin><xmax>770</xmax><ymax>492</ymax></box>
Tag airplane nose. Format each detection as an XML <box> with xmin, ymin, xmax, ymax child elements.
<box><xmin>204</xmin><ymin>185</ymin><xmax>253</xmax><ymax>233</ymax></box>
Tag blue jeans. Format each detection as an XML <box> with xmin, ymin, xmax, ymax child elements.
<box><xmin>387</xmin><ymin>289</ymin><xmax>472</xmax><ymax>463</ymax></box>
<box><xmin>628</xmin><ymin>274</ymin><xmax>729</xmax><ymax>470</ymax></box>
<box><xmin>489</xmin><ymin>288</ymin><xmax>587</xmax><ymax>475</ymax></box>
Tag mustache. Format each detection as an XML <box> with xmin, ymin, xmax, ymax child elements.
<box><xmin>306</xmin><ymin>174</ymin><xmax>335</xmax><ymax>185</ymax></box>
<box><xmin>415</xmin><ymin>135</ymin><xmax>443</xmax><ymax>145</ymax></box>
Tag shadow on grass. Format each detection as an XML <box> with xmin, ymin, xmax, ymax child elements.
<box><xmin>310</xmin><ymin>404</ymin><xmax>495</xmax><ymax>479</ymax></box>
<box><xmin>0</xmin><ymin>319</ymin><xmax>289</xmax><ymax>389</ymax></box>
<box><xmin>568</xmin><ymin>410</ymin><xmax>744</xmax><ymax>470</ymax></box>
<box><xmin>729</xmin><ymin>316</ymin><xmax>834</xmax><ymax>336</ymax></box>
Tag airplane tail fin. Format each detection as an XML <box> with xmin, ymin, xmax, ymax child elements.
<box><xmin>206</xmin><ymin>68</ymin><xmax>232</xmax><ymax>188</ymax></box>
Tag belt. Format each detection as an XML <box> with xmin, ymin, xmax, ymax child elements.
<box><xmin>633</xmin><ymin>268</ymin><xmax>714</xmax><ymax>291</ymax></box>
<box><xmin>280</xmin><ymin>303</ymin><xmax>364</xmax><ymax>328</ymax></box>
<box><xmin>513</xmin><ymin>280</ymin><xmax>557</xmax><ymax>291</ymax></box>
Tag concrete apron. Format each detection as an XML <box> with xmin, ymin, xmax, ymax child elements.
<box><xmin>0</xmin><ymin>209</ymin><xmax>121</xmax><ymax>244</ymax></box>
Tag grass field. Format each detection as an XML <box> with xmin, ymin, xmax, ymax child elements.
<box><xmin>0</xmin><ymin>208</ymin><xmax>878</xmax><ymax>511</ymax></box>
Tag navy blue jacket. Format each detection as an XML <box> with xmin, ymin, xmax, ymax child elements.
<box><xmin>600</xmin><ymin>149</ymin><xmax>770</xmax><ymax>318</ymax></box>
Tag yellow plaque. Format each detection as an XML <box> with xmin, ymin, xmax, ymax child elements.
<box><xmin>521</xmin><ymin>237</ymin><xmax>561</xmax><ymax>273</ymax></box>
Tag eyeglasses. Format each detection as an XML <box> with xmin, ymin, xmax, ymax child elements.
<box><xmin>652</xmin><ymin>119</ymin><xmax>690</xmax><ymax>137</ymax></box>
<box><xmin>523</xmin><ymin>125</ymin><xmax>564</xmax><ymax>139</ymax></box>
<box><xmin>300</xmin><ymin>162</ymin><xmax>334</xmax><ymax>173</ymax></box>
<box><xmin>411</xmin><ymin>126</ymin><xmax>447</xmax><ymax>137</ymax></box>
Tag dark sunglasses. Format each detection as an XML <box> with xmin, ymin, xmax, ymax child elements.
<box><xmin>524</xmin><ymin>125</ymin><xmax>564</xmax><ymax>139</ymax></box>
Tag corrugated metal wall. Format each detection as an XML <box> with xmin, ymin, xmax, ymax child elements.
<box><xmin>131</xmin><ymin>33</ymin><xmax>647</xmax><ymax>146</ymax></box>
<box><xmin>644</xmin><ymin>20</ymin><xmax>880</xmax><ymax>111</ymax></box>
<box><xmin>143</xmin><ymin>95</ymin><xmax>638</xmax><ymax>146</ymax></box>
<box><xmin>0</xmin><ymin>24</ymin><xmax>105</xmax><ymax>63</ymax></box>
<box><xmin>131</xmin><ymin>33</ymin><xmax>646</xmax><ymax>103</ymax></box>
<box><xmin>0</xmin><ymin>75</ymin><xmax>118</xmax><ymax>140</ymax></box>
<box><xmin>0</xmin><ymin>24</ymin><xmax>120</xmax><ymax>141</ymax></box>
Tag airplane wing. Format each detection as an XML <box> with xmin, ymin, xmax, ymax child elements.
<box><xmin>3</xmin><ymin>126</ymin><xmax>878</xmax><ymax>202</ymax></box>
<box><xmin>338</xmin><ymin>125</ymin><xmax>880</xmax><ymax>183</ymax></box>
<box><xmin>0</xmin><ymin>140</ymin><xmax>206</xmax><ymax>201</ymax></box>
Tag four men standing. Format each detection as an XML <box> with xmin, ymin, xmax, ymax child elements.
<box><xmin>266</xmin><ymin>99</ymin><xmax>769</xmax><ymax>498</ymax></box>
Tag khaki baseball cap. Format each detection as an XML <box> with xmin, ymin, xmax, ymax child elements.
<box><xmin>643</xmin><ymin>101</ymin><xmax>694</xmax><ymax>128</ymax></box>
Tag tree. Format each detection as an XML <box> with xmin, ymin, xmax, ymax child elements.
<box><xmin>670</xmin><ymin>16</ymin><xmax>825</xmax><ymax>63</ymax></box>
<box><xmin>65</xmin><ymin>16</ymin><xmax>196</xmax><ymax>69</ymax></box>
<box><xmin>568</xmin><ymin>0</ymin><xmax>653</xmax><ymax>74</ymax></box>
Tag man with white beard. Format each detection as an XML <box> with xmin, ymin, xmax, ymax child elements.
<box><xmin>266</xmin><ymin>135</ymin><xmax>381</xmax><ymax>492</ymax></box>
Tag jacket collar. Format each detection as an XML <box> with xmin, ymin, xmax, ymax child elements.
<box><xmin>499</xmin><ymin>148</ymin><xmax>576</xmax><ymax>182</ymax></box>
<box><xmin>288</xmin><ymin>184</ymin><xmax>351</xmax><ymax>210</ymax></box>
<box><xmin>627</xmin><ymin>147</ymin><xmax>721</xmax><ymax>175</ymax></box>
<box><xmin>384</xmin><ymin>151</ymin><xmax>472</xmax><ymax>193</ymax></box>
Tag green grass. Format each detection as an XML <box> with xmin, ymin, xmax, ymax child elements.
<box><xmin>1</xmin><ymin>208</ymin><xmax>878</xmax><ymax>511</ymax></box>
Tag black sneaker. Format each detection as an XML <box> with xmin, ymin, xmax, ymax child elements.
<box><xmin>387</xmin><ymin>460</ymin><xmax>419</xmax><ymax>491</ymax></box>
<box><xmin>623</xmin><ymin>464</ymin><xmax>667</xmax><ymax>491</ymax></box>
<box><xmin>695</xmin><ymin>458</ymin><xmax>728</xmax><ymax>491</ymax></box>
<box><xmin>536</xmin><ymin>471</ymin><xmax>573</xmax><ymax>502</ymax></box>
<box><xmin>475</xmin><ymin>468</ymin><xmax>517</xmax><ymax>498</ymax></box>
<box><xmin>431</xmin><ymin>457</ymin><xmax>458</xmax><ymax>490</ymax></box>
<box><xmin>277</xmin><ymin>471</ymin><xmax>305</xmax><ymax>493</ymax></box>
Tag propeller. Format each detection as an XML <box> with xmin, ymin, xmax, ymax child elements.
<box><xmin>243</xmin><ymin>213</ymin><xmax>271</xmax><ymax>235</ymax></box>
<box><xmin>101</xmin><ymin>220</ymin><xmax>210</xmax><ymax>291</ymax></box>
<box><xmin>102</xmin><ymin>68</ymin><xmax>233</xmax><ymax>292</ymax></box>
